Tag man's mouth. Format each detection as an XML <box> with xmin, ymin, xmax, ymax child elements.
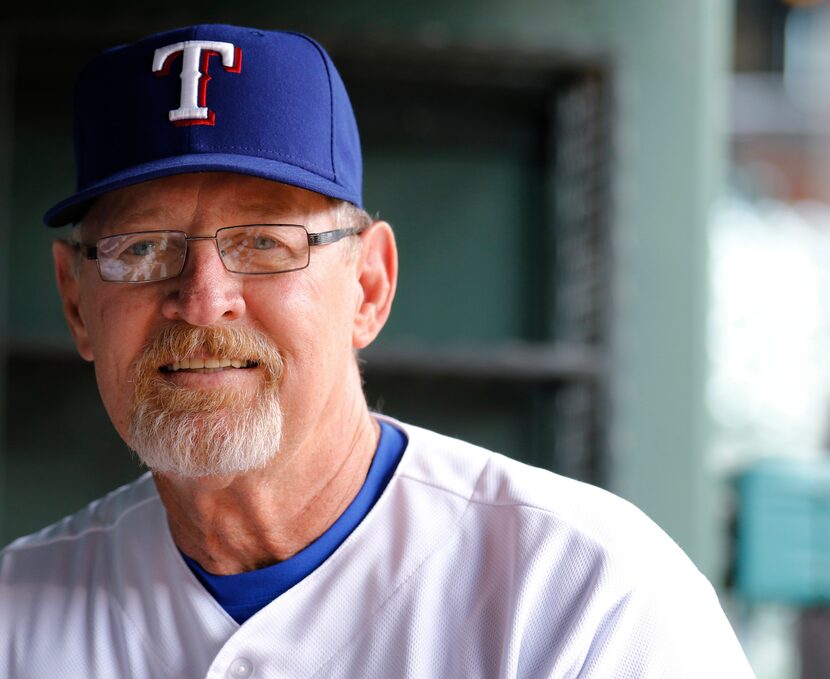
<box><xmin>159</xmin><ymin>357</ymin><xmax>261</xmax><ymax>373</ymax></box>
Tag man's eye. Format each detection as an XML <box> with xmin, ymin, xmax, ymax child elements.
<box><xmin>253</xmin><ymin>236</ymin><xmax>279</xmax><ymax>250</ymax></box>
<box><xmin>125</xmin><ymin>240</ymin><xmax>156</xmax><ymax>257</ymax></box>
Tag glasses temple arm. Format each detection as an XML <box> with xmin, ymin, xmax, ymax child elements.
<box><xmin>307</xmin><ymin>226</ymin><xmax>365</xmax><ymax>247</ymax></box>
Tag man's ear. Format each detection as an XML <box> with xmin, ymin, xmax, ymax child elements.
<box><xmin>352</xmin><ymin>221</ymin><xmax>398</xmax><ymax>350</ymax></box>
<box><xmin>52</xmin><ymin>239</ymin><xmax>94</xmax><ymax>361</ymax></box>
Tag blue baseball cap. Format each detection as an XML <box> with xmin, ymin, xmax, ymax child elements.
<box><xmin>44</xmin><ymin>24</ymin><xmax>362</xmax><ymax>227</ymax></box>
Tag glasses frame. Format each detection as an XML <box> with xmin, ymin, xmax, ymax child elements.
<box><xmin>72</xmin><ymin>223</ymin><xmax>367</xmax><ymax>283</ymax></box>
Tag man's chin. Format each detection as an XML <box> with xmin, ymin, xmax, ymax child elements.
<box><xmin>128</xmin><ymin>396</ymin><xmax>283</xmax><ymax>479</ymax></box>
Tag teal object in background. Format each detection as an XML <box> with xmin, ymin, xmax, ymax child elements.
<box><xmin>736</xmin><ymin>458</ymin><xmax>830</xmax><ymax>604</ymax></box>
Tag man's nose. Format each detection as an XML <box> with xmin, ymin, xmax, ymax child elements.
<box><xmin>160</xmin><ymin>239</ymin><xmax>246</xmax><ymax>325</ymax></box>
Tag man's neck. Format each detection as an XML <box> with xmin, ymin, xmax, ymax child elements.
<box><xmin>153</xmin><ymin>406</ymin><xmax>380</xmax><ymax>575</ymax></box>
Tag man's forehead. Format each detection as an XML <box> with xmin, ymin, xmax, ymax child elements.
<box><xmin>83</xmin><ymin>172</ymin><xmax>331</xmax><ymax>232</ymax></box>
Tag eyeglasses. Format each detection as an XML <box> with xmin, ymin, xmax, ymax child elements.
<box><xmin>72</xmin><ymin>224</ymin><xmax>365</xmax><ymax>283</ymax></box>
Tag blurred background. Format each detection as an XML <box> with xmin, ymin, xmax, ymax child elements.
<box><xmin>3</xmin><ymin>0</ymin><xmax>830</xmax><ymax>675</ymax></box>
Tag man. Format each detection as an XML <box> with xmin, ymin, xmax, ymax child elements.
<box><xmin>0</xmin><ymin>24</ymin><xmax>754</xmax><ymax>678</ymax></box>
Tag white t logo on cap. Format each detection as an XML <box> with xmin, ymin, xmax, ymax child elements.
<box><xmin>152</xmin><ymin>40</ymin><xmax>242</xmax><ymax>126</ymax></box>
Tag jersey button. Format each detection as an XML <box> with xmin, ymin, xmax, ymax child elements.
<box><xmin>228</xmin><ymin>657</ymin><xmax>254</xmax><ymax>677</ymax></box>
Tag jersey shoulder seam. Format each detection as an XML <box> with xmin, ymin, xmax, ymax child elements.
<box><xmin>2</xmin><ymin>493</ymin><xmax>161</xmax><ymax>554</ymax></box>
<box><xmin>396</xmin><ymin>468</ymin><xmax>605</xmax><ymax>520</ymax></box>
<box><xmin>395</xmin><ymin>456</ymin><xmax>587</xmax><ymax>516</ymax></box>
<box><xmin>396</xmin><ymin>461</ymin><xmax>686</xmax><ymax>580</ymax></box>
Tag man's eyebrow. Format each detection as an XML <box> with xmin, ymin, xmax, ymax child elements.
<box><xmin>104</xmin><ymin>207</ymin><xmax>177</xmax><ymax>228</ymax></box>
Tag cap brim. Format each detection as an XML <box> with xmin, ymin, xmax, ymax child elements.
<box><xmin>44</xmin><ymin>153</ymin><xmax>361</xmax><ymax>227</ymax></box>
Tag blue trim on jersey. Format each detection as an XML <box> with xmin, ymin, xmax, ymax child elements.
<box><xmin>182</xmin><ymin>420</ymin><xmax>407</xmax><ymax>624</ymax></box>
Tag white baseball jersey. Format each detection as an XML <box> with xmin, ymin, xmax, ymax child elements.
<box><xmin>0</xmin><ymin>420</ymin><xmax>754</xmax><ymax>678</ymax></box>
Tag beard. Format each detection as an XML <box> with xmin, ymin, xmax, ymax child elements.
<box><xmin>127</xmin><ymin>324</ymin><xmax>285</xmax><ymax>478</ymax></box>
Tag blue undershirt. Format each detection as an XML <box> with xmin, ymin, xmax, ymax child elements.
<box><xmin>181</xmin><ymin>420</ymin><xmax>406</xmax><ymax>624</ymax></box>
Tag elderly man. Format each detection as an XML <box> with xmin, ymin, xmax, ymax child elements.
<box><xmin>0</xmin><ymin>24</ymin><xmax>754</xmax><ymax>678</ymax></box>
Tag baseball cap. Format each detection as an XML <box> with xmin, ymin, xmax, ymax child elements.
<box><xmin>44</xmin><ymin>24</ymin><xmax>362</xmax><ymax>227</ymax></box>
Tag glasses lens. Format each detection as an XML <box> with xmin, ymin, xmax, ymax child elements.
<box><xmin>217</xmin><ymin>225</ymin><xmax>310</xmax><ymax>274</ymax></box>
<box><xmin>96</xmin><ymin>231</ymin><xmax>186</xmax><ymax>282</ymax></box>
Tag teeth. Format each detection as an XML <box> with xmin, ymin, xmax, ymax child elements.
<box><xmin>163</xmin><ymin>357</ymin><xmax>254</xmax><ymax>372</ymax></box>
